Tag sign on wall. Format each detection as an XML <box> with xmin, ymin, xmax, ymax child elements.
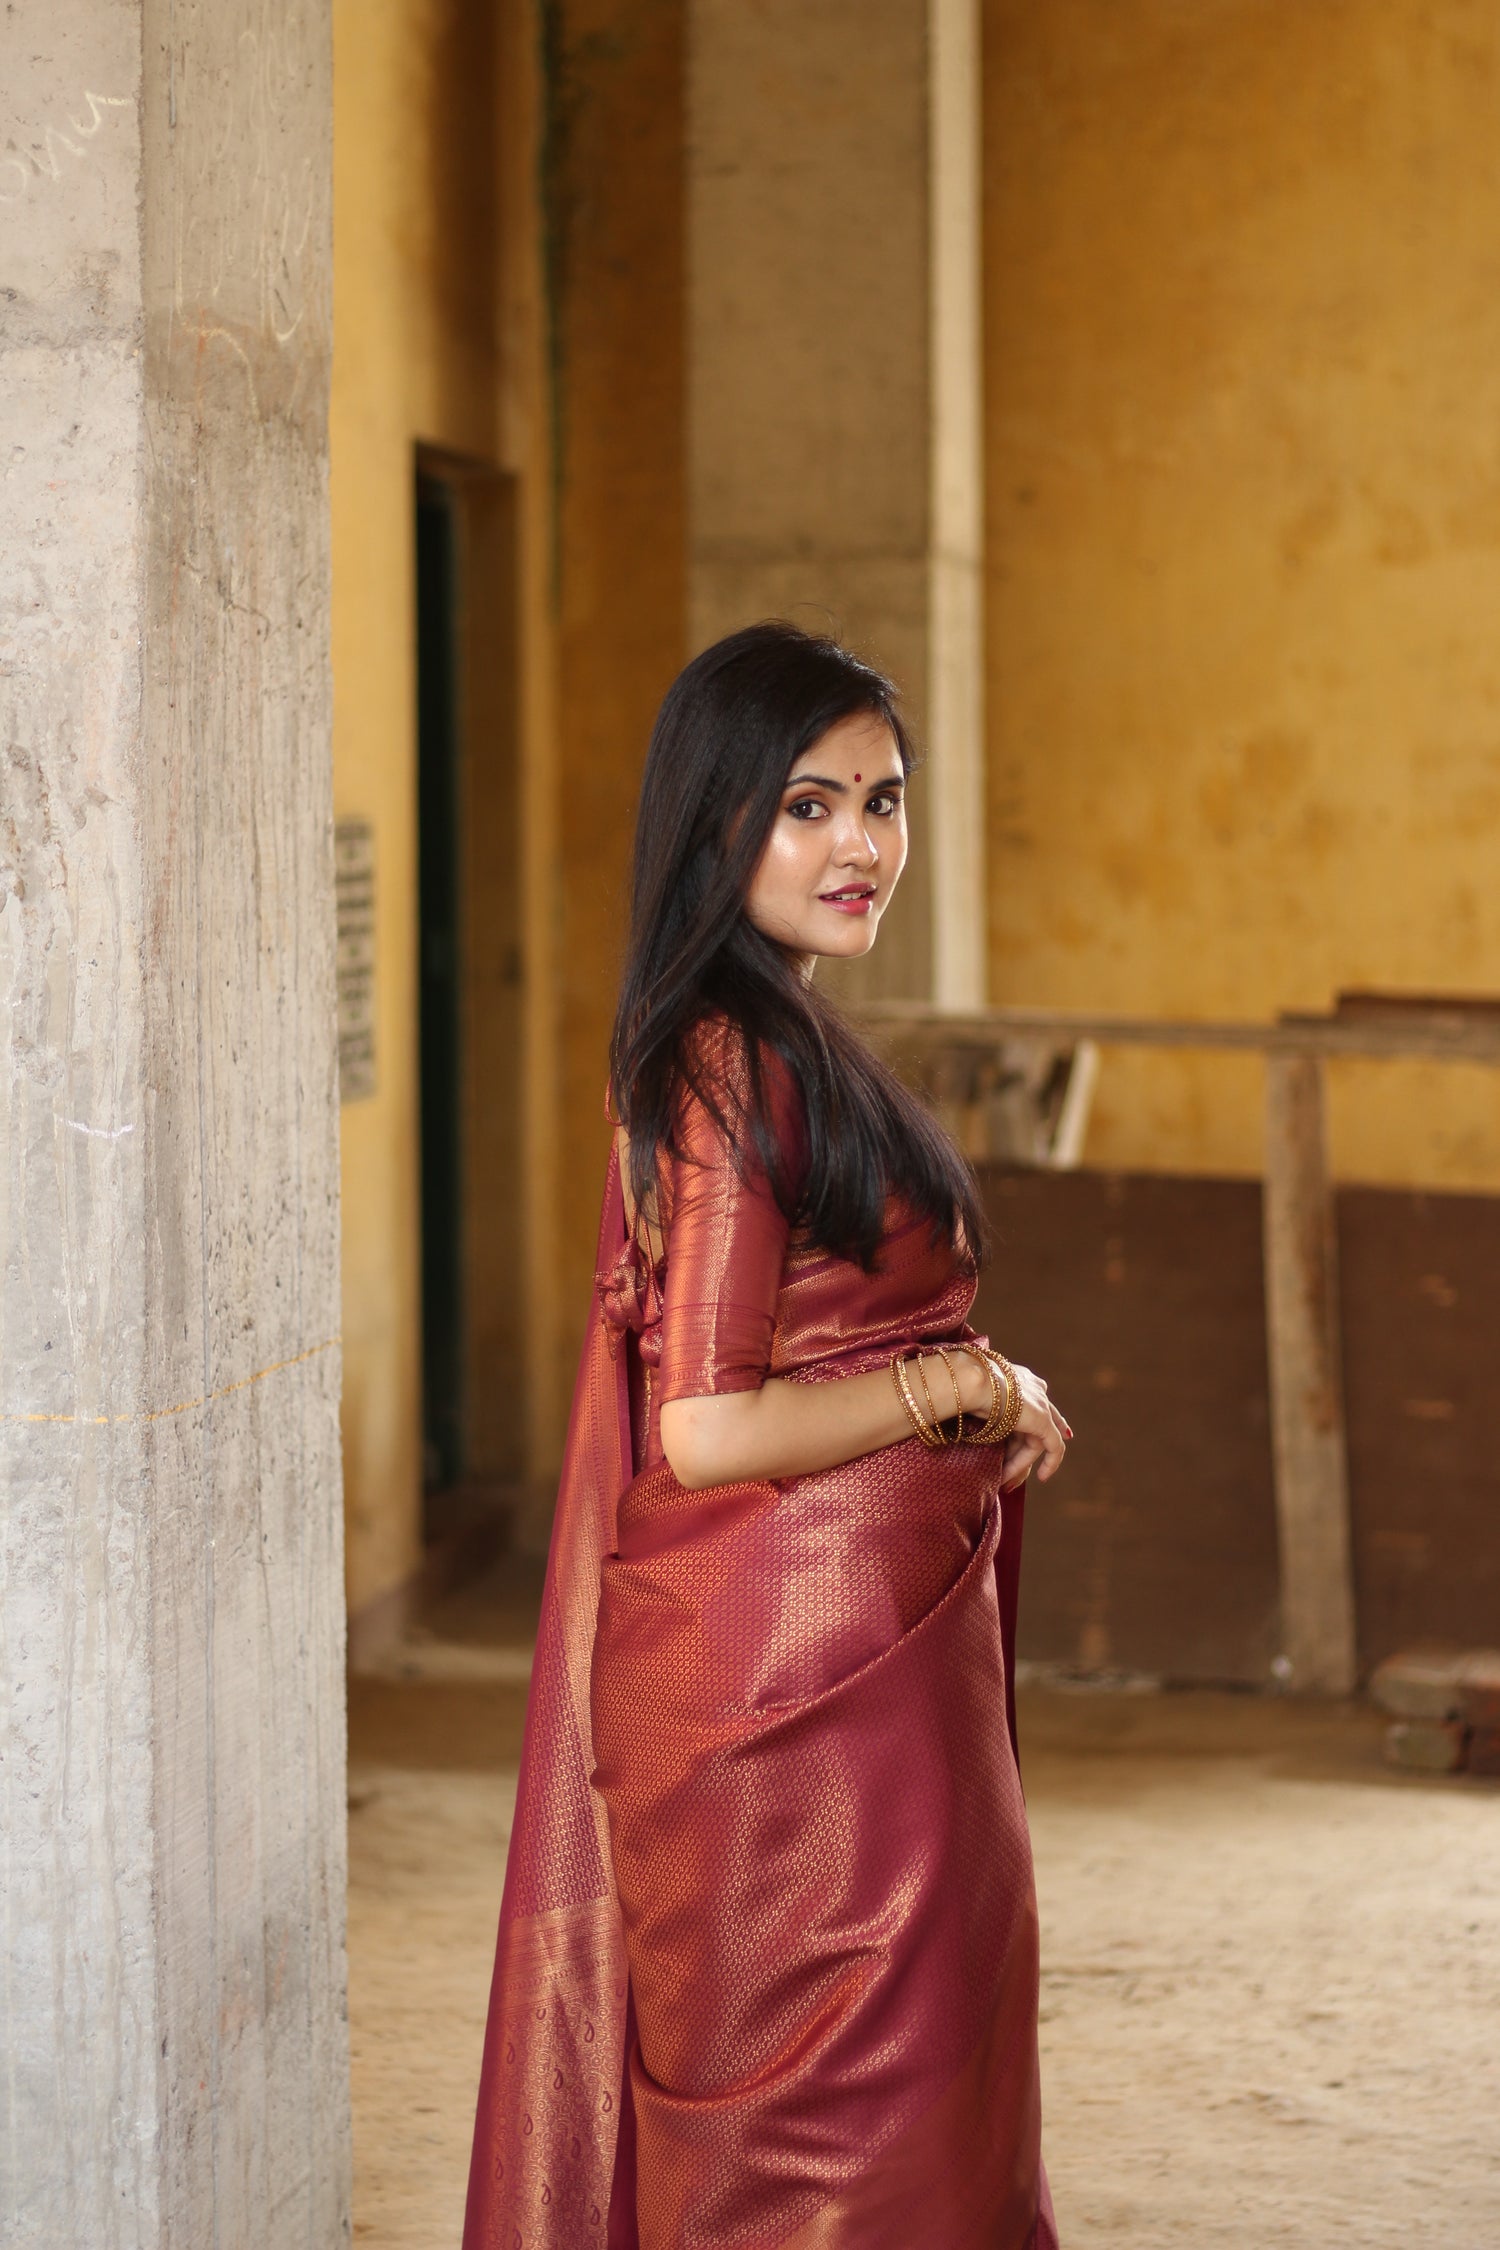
<box><xmin>335</xmin><ymin>818</ymin><xmax>376</xmax><ymax>1102</ymax></box>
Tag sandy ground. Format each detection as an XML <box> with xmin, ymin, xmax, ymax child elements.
<box><xmin>1021</xmin><ymin>1694</ymin><xmax>1500</xmax><ymax>2246</ymax></box>
<box><xmin>348</xmin><ymin>1585</ymin><xmax>1500</xmax><ymax>2250</ymax></box>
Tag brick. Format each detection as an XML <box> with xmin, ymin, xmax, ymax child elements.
<box><xmin>1465</xmin><ymin>1726</ymin><xmax>1500</xmax><ymax>1778</ymax></box>
<box><xmin>1383</xmin><ymin>1720</ymin><xmax>1467</xmax><ymax>1773</ymax></box>
<box><xmin>1458</xmin><ymin>1651</ymin><xmax>1500</xmax><ymax>1732</ymax></box>
<box><xmin>1369</xmin><ymin>1647</ymin><xmax>1467</xmax><ymax>1721</ymax></box>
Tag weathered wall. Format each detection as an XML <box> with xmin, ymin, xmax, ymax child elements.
<box><xmin>984</xmin><ymin>0</ymin><xmax>1500</xmax><ymax>1189</ymax></box>
<box><xmin>334</xmin><ymin>0</ymin><xmax>679</xmax><ymax>1543</ymax></box>
<box><xmin>1</xmin><ymin>2</ymin><xmax>346</xmax><ymax>2240</ymax></box>
<box><xmin>541</xmin><ymin>0</ymin><xmax>687</xmax><ymax>1446</ymax></box>
<box><xmin>331</xmin><ymin>0</ymin><xmax>503</xmax><ymax>1606</ymax></box>
<box><xmin>688</xmin><ymin>0</ymin><xmax>936</xmax><ymax>1000</ymax></box>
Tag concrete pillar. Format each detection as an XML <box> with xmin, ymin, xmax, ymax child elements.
<box><xmin>687</xmin><ymin>0</ymin><xmax>986</xmax><ymax>1003</ymax></box>
<box><xmin>1</xmin><ymin>7</ymin><xmax>347</xmax><ymax>2245</ymax></box>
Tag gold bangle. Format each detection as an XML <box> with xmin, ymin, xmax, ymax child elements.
<box><xmin>934</xmin><ymin>1346</ymin><xmax>966</xmax><ymax>1440</ymax></box>
<box><xmin>902</xmin><ymin>1353</ymin><xmax>947</xmax><ymax>1450</ymax></box>
<box><xmin>891</xmin><ymin>1351</ymin><xmax>944</xmax><ymax>1449</ymax></box>
<box><xmin>958</xmin><ymin>1344</ymin><xmax>1005</xmax><ymax>1443</ymax></box>
<box><xmin>992</xmin><ymin>1351</ymin><xmax>1024</xmax><ymax>1442</ymax></box>
<box><xmin>956</xmin><ymin>1342</ymin><xmax>1024</xmax><ymax>1445</ymax></box>
<box><xmin>912</xmin><ymin>1352</ymin><xmax>955</xmax><ymax>1448</ymax></box>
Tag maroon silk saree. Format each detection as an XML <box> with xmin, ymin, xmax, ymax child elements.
<box><xmin>464</xmin><ymin>1077</ymin><xmax>1057</xmax><ymax>2250</ymax></box>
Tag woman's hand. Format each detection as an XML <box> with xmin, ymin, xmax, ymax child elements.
<box><xmin>997</xmin><ymin>1361</ymin><xmax>1070</xmax><ymax>1491</ymax></box>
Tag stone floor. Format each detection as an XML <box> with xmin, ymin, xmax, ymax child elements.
<box><xmin>348</xmin><ymin>1557</ymin><xmax>1500</xmax><ymax>2249</ymax></box>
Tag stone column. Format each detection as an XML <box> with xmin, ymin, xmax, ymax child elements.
<box><xmin>0</xmin><ymin>7</ymin><xmax>347</xmax><ymax>2245</ymax></box>
<box><xmin>687</xmin><ymin>0</ymin><xmax>986</xmax><ymax>1003</ymax></box>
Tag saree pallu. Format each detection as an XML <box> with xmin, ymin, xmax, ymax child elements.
<box><xmin>465</xmin><ymin>1139</ymin><xmax>1057</xmax><ymax>2250</ymax></box>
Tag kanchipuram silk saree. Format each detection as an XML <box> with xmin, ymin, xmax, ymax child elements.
<box><xmin>465</xmin><ymin>1079</ymin><xmax>1057</xmax><ymax>2250</ymax></box>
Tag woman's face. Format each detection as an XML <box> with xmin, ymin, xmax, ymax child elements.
<box><xmin>742</xmin><ymin>710</ymin><xmax>908</xmax><ymax>966</ymax></box>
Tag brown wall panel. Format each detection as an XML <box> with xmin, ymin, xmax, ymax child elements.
<box><xmin>1338</xmin><ymin>1187</ymin><xmax>1500</xmax><ymax>1671</ymax></box>
<box><xmin>973</xmin><ymin>1167</ymin><xmax>1280</xmax><ymax>1685</ymax></box>
<box><xmin>974</xmin><ymin>1168</ymin><xmax>1500</xmax><ymax>1684</ymax></box>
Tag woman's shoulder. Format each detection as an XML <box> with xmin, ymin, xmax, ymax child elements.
<box><xmin>684</xmin><ymin>1010</ymin><xmax>802</xmax><ymax>1106</ymax></box>
<box><xmin>676</xmin><ymin>1013</ymin><xmax>807</xmax><ymax>1171</ymax></box>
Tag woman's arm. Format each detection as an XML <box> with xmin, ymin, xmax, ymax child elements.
<box><xmin>647</xmin><ymin>1049</ymin><xmax>1070</xmax><ymax>1495</ymax></box>
<box><xmin>660</xmin><ymin>1352</ymin><xmax>1069</xmax><ymax>1492</ymax></box>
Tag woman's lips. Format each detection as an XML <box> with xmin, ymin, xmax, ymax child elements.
<box><xmin>818</xmin><ymin>886</ymin><xmax>876</xmax><ymax>916</ymax></box>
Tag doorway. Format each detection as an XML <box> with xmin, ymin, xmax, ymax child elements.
<box><xmin>416</xmin><ymin>471</ymin><xmax>464</xmax><ymax>1493</ymax></box>
<box><xmin>414</xmin><ymin>452</ymin><xmax>524</xmax><ymax>1535</ymax></box>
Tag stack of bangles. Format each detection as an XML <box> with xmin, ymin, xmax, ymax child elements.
<box><xmin>890</xmin><ymin>1340</ymin><xmax>1024</xmax><ymax>1449</ymax></box>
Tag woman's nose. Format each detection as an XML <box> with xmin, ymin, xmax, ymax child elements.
<box><xmin>832</xmin><ymin>814</ymin><xmax>879</xmax><ymax>867</ymax></box>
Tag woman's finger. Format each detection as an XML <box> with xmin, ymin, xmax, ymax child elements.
<box><xmin>999</xmin><ymin>1364</ymin><xmax>1071</xmax><ymax>1483</ymax></box>
<box><xmin>1010</xmin><ymin>1416</ymin><xmax>1067</xmax><ymax>1484</ymax></box>
<box><xmin>1002</xmin><ymin>1435</ymin><xmax>1043</xmax><ymax>1485</ymax></box>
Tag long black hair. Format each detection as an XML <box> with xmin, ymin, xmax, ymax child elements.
<box><xmin>609</xmin><ymin>621</ymin><xmax>988</xmax><ymax>1272</ymax></box>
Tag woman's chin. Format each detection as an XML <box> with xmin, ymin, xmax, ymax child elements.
<box><xmin>807</xmin><ymin>915</ymin><xmax>881</xmax><ymax>960</ymax></box>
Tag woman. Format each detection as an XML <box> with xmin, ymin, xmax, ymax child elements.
<box><xmin>465</xmin><ymin>623</ymin><xmax>1068</xmax><ymax>2250</ymax></box>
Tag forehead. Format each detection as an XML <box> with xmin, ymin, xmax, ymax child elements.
<box><xmin>792</xmin><ymin>709</ymin><xmax>900</xmax><ymax>776</ymax></box>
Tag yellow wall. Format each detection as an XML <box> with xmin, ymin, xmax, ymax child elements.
<box><xmin>546</xmin><ymin>0</ymin><xmax>688</xmax><ymax>1419</ymax></box>
<box><xmin>332</xmin><ymin>0</ymin><xmax>502</xmax><ymax>1613</ymax></box>
<box><xmin>984</xmin><ymin>0</ymin><xmax>1500</xmax><ymax>1188</ymax></box>
<box><xmin>332</xmin><ymin>0</ymin><xmax>683</xmax><ymax>1600</ymax></box>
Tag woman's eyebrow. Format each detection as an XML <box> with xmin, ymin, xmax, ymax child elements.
<box><xmin>783</xmin><ymin>771</ymin><xmax>905</xmax><ymax>794</ymax></box>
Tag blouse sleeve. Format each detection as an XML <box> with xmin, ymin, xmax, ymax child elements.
<box><xmin>654</xmin><ymin>1050</ymin><xmax>802</xmax><ymax>1403</ymax></box>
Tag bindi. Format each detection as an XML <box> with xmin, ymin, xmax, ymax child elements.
<box><xmin>853</xmin><ymin>772</ymin><xmax>861</xmax><ymax>783</ymax></box>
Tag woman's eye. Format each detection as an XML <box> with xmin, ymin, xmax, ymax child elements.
<box><xmin>786</xmin><ymin>798</ymin><xmax>827</xmax><ymax>820</ymax></box>
<box><xmin>867</xmin><ymin>793</ymin><xmax>898</xmax><ymax>817</ymax></box>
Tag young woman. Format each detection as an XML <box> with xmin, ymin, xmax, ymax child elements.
<box><xmin>464</xmin><ymin>623</ymin><xmax>1068</xmax><ymax>2250</ymax></box>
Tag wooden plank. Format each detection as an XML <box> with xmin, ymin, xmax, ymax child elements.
<box><xmin>857</xmin><ymin>999</ymin><xmax>1500</xmax><ymax>1065</ymax></box>
<box><xmin>1262</xmin><ymin>1058</ymin><xmax>1357</xmax><ymax>1693</ymax></box>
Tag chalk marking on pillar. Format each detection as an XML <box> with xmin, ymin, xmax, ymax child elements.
<box><xmin>193</xmin><ymin>323</ymin><xmax>261</xmax><ymax>418</ymax></box>
<box><xmin>0</xmin><ymin>89</ymin><xmax>130</xmax><ymax>201</ymax></box>
<box><xmin>66</xmin><ymin>1117</ymin><xmax>136</xmax><ymax>1140</ymax></box>
<box><xmin>1</xmin><ymin>1335</ymin><xmax>341</xmax><ymax>1426</ymax></box>
<box><xmin>68</xmin><ymin>92</ymin><xmax>134</xmax><ymax>138</ymax></box>
<box><xmin>35</xmin><ymin>127</ymin><xmax>85</xmax><ymax>180</ymax></box>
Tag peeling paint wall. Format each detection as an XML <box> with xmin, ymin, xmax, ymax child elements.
<box><xmin>333</xmin><ymin>0</ymin><xmax>651</xmax><ymax>1554</ymax></box>
<box><xmin>1</xmin><ymin>2</ymin><xmax>346</xmax><ymax>2238</ymax></box>
<box><xmin>985</xmin><ymin>0</ymin><xmax>1500</xmax><ymax>1187</ymax></box>
<box><xmin>331</xmin><ymin>0</ymin><xmax>504</xmax><ymax>1607</ymax></box>
<box><xmin>546</xmin><ymin>0</ymin><xmax>687</xmax><ymax>1435</ymax></box>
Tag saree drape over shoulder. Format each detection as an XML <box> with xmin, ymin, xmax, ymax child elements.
<box><xmin>464</xmin><ymin>1056</ymin><xmax>1058</xmax><ymax>2250</ymax></box>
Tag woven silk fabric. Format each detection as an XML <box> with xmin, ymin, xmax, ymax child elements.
<box><xmin>465</xmin><ymin>1073</ymin><xmax>1057</xmax><ymax>2250</ymax></box>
